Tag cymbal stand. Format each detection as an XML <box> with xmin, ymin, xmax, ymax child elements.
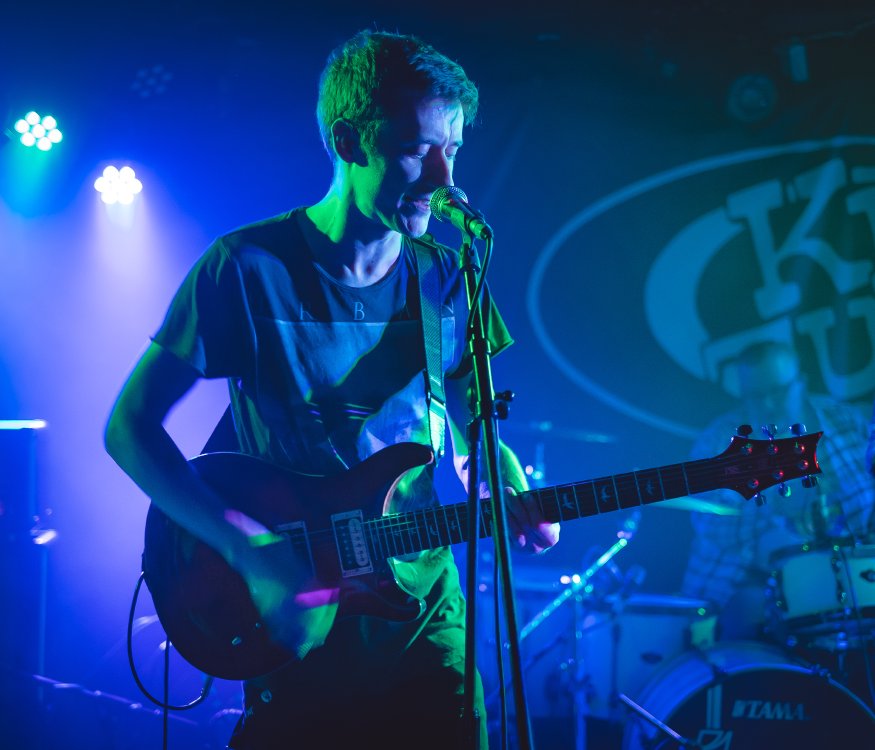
<box><xmin>485</xmin><ymin>536</ymin><xmax>631</xmax><ymax>750</ymax></box>
<box><xmin>521</xmin><ymin>538</ymin><xmax>630</xmax><ymax>643</ymax></box>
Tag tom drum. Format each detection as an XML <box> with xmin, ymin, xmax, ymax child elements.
<box><xmin>578</xmin><ymin>593</ymin><xmax>716</xmax><ymax>720</ymax></box>
<box><xmin>768</xmin><ymin>542</ymin><xmax>875</xmax><ymax>649</ymax></box>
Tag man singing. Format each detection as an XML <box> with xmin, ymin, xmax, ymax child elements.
<box><xmin>105</xmin><ymin>30</ymin><xmax>558</xmax><ymax>749</ymax></box>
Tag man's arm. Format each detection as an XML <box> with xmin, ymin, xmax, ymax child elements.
<box><xmin>105</xmin><ymin>342</ymin><xmax>251</xmax><ymax>562</ymax></box>
<box><xmin>444</xmin><ymin>374</ymin><xmax>559</xmax><ymax>554</ymax></box>
<box><xmin>105</xmin><ymin>342</ymin><xmax>307</xmax><ymax>611</ymax></box>
<box><xmin>106</xmin><ymin>343</ymin><xmax>359</xmax><ymax>656</ymax></box>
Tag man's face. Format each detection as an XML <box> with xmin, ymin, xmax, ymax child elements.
<box><xmin>737</xmin><ymin>349</ymin><xmax>803</xmax><ymax>416</ymax></box>
<box><xmin>353</xmin><ymin>95</ymin><xmax>464</xmax><ymax>238</ymax></box>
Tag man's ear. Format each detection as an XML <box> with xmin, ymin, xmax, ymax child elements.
<box><xmin>331</xmin><ymin>119</ymin><xmax>366</xmax><ymax>165</ymax></box>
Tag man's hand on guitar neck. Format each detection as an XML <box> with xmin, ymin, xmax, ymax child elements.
<box><xmin>505</xmin><ymin>487</ymin><xmax>560</xmax><ymax>555</ymax></box>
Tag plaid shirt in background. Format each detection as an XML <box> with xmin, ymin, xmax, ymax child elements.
<box><xmin>681</xmin><ymin>395</ymin><xmax>875</xmax><ymax>608</ymax></box>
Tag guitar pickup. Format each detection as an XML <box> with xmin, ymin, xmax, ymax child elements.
<box><xmin>331</xmin><ymin>511</ymin><xmax>374</xmax><ymax>577</ymax></box>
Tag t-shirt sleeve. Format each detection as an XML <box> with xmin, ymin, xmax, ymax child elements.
<box><xmin>152</xmin><ymin>240</ymin><xmax>255</xmax><ymax>380</ymax></box>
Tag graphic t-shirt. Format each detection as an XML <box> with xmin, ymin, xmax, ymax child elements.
<box><xmin>153</xmin><ymin>206</ymin><xmax>511</xmax><ymax>610</ymax></box>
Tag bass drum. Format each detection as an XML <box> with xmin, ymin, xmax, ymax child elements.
<box><xmin>622</xmin><ymin>641</ymin><xmax>875</xmax><ymax>749</ymax></box>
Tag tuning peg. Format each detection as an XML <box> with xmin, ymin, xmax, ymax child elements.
<box><xmin>761</xmin><ymin>424</ymin><xmax>778</xmax><ymax>439</ymax></box>
<box><xmin>778</xmin><ymin>483</ymin><xmax>791</xmax><ymax>498</ymax></box>
<box><xmin>736</xmin><ymin>424</ymin><xmax>753</xmax><ymax>437</ymax></box>
<box><xmin>802</xmin><ymin>475</ymin><xmax>818</xmax><ymax>489</ymax></box>
<box><xmin>754</xmin><ymin>493</ymin><xmax>767</xmax><ymax>506</ymax></box>
<box><xmin>790</xmin><ymin>423</ymin><xmax>806</xmax><ymax>436</ymax></box>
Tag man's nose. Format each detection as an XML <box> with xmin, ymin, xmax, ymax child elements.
<box><xmin>424</xmin><ymin>150</ymin><xmax>453</xmax><ymax>187</ymax></box>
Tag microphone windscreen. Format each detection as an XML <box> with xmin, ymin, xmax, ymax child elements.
<box><xmin>429</xmin><ymin>185</ymin><xmax>469</xmax><ymax>220</ymax></box>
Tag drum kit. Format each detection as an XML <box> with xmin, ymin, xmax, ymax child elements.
<box><xmin>479</xmin><ymin>504</ymin><xmax>875</xmax><ymax>749</ymax></box>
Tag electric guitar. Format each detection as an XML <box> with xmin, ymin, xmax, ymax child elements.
<box><xmin>142</xmin><ymin>431</ymin><xmax>822</xmax><ymax>680</ymax></box>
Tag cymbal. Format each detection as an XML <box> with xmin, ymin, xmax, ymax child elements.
<box><xmin>503</xmin><ymin>420</ymin><xmax>617</xmax><ymax>444</ymax></box>
<box><xmin>654</xmin><ymin>497</ymin><xmax>740</xmax><ymax>515</ymax></box>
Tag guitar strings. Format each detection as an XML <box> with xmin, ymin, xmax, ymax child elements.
<box><xmin>274</xmin><ymin>444</ymin><xmax>815</xmax><ymax>558</ymax></box>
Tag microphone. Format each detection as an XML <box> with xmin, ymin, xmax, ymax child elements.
<box><xmin>429</xmin><ymin>186</ymin><xmax>493</xmax><ymax>240</ymax></box>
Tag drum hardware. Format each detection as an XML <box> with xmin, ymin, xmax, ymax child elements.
<box><xmin>482</xmin><ymin>533</ymin><xmax>636</xmax><ymax>750</ymax></box>
<box><xmin>621</xmin><ymin>641</ymin><xmax>875</xmax><ymax>749</ymax></box>
<box><xmin>519</xmin><ymin>537</ymin><xmax>631</xmax><ymax>642</ymax></box>
<box><xmin>576</xmin><ymin>594</ymin><xmax>716</xmax><ymax>723</ymax></box>
<box><xmin>616</xmin><ymin>692</ymin><xmax>700</xmax><ymax>749</ymax></box>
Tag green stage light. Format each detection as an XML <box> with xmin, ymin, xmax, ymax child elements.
<box><xmin>13</xmin><ymin>111</ymin><xmax>63</xmax><ymax>150</ymax></box>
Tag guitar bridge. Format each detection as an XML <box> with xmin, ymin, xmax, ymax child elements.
<box><xmin>331</xmin><ymin>511</ymin><xmax>374</xmax><ymax>577</ymax></box>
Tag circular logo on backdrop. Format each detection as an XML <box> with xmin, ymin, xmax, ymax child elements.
<box><xmin>527</xmin><ymin>137</ymin><xmax>875</xmax><ymax>438</ymax></box>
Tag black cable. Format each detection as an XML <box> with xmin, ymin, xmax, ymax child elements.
<box><xmin>127</xmin><ymin>571</ymin><xmax>215</xmax><ymax>711</ymax></box>
<box><xmin>163</xmin><ymin>638</ymin><xmax>170</xmax><ymax>750</ymax></box>
<box><xmin>464</xmin><ymin>237</ymin><xmax>492</xmax><ymax>338</ymax></box>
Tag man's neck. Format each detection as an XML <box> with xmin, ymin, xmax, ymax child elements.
<box><xmin>303</xmin><ymin>194</ymin><xmax>403</xmax><ymax>288</ymax></box>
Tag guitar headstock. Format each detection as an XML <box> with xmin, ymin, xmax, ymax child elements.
<box><xmin>713</xmin><ymin>427</ymin><xmax>823</xmax><ymax>502</ymax></box>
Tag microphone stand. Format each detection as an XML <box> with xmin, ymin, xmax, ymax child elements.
<box><xmin>458</xmin><ymin>233</ymin><xmax>534</xmax><ymax>750</ymax></box>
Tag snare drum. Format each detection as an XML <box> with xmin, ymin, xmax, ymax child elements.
<box><xmin>578</xmin><ymin>593</ymin><xmax>716</xmax><ymax>720</ymax></box>
<box><xmin>768</xmin><ymin>543</ymin><xmax>875</xmax><ymax>648</ymax></box>
<box><xmin>622</xmin><ymin>641</ymin><xmax>875</xmax><ymax>749</ymax></box>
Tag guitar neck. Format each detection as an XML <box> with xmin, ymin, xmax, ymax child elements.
<box><xmin>366</xmin><ymin>456</ymin><xmax>726</xmax><ymax>560</ymax></box>
<box><xmin>362</xmin><ymin>430</ymin><xmax>821</xmax><ymax>562</ymax></box>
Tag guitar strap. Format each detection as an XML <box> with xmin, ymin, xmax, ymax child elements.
<box><xmin>411</xmin><ymin>237</ymin><xmax>447</xmax><ymax>461</ymax></box>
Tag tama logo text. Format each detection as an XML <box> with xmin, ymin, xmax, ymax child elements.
<box><xmin>731</xmin><ymin>700</ymin><xmax>808</xmax><ymax>720</ymax></box>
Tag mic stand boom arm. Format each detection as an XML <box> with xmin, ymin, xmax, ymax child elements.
<box><xmin>459</xmin><ymin>235</ymin><xmax>535</xmax><ymax>750</ymax></box>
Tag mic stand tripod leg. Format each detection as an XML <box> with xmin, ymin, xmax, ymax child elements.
<box><xmin>617</xmin><ymin>693</ymin><xmax>699</xmax><ymax>749</ymax></box>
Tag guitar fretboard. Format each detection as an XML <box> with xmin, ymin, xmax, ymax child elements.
<box><xmin>361</xmin><ymin>454</ymin><xmax>738</xmax><ymax>561</ymax></box>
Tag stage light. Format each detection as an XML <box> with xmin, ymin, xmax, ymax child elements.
<box><xmin>726</xmin><ymin>74</ymin><xmax>777</xmax><ymax>124</ymax></box>
<box><xmin>0</xmin><ymin>419</ymin><xmax>48</xmax><ymax>430</ymax></box>
<box><xmin>13</xmin><ymin>111</ymin><xmax>63</xmax><ymax>150</ymax></box>
<box><xmin>94</xmin><ymin>165</ymin><xmax>143</xmax><ymax>204</ymax></box>
<box><xmin>131</xmin><ymin>64</ymin><xmax>174</xmax><ymax>98</ymax></box>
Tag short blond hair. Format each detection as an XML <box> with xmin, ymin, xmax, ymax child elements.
<box><xmin>316</xmin><ymin>30</ymin><xmax>479</xmax><ymax>159</ymax></box>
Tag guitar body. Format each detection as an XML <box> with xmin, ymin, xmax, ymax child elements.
<box><xmin>142</xmin><ymin>442</ymin><xmax>434</xmax><ymax>680</ymax></box>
